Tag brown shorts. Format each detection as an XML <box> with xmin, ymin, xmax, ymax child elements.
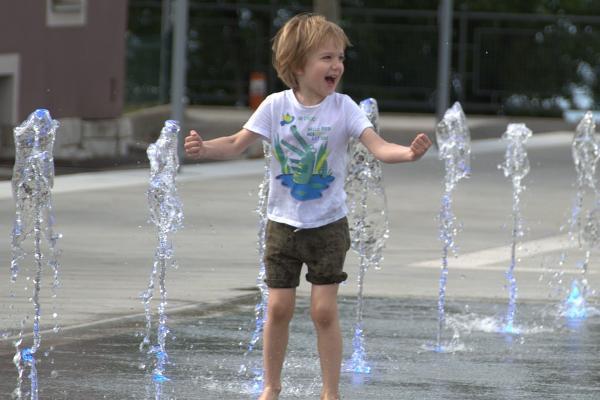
<box><xmin>264</xmin><ymin>217</ymin><xmax>351</xmax><ymax>288</ymax></box>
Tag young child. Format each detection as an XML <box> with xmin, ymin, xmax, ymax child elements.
<box><xmin>184</xmin><ymin>13</ymin><xmax>432</xmax><ymax>400</ymax></box>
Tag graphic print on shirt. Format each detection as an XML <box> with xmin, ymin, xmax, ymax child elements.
<box><xmin>280</xmin><ymin>113</ymin><xmax>295</xmax><ymax>126</ymax></box>
<box><xmin>272</xmin><ymin>120</ymin><xmax>334</xmax><ymax>201</ymax></box>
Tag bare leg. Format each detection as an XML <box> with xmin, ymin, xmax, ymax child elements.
<box><xmin>258</xmin><ymin>288</ymin><xmax>296</xmax><ymax>400</ymax></box>
<box><xmin>311</xmin><ymin>284</ymin><xmax>342</xmax><ymax>400</ymax></box>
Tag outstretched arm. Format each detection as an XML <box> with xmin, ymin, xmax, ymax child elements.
<box><xmin>359</xmin><ymin>127</ymin><xmax>432</xmax><ymax>163</ymax></box>
<box><xmin>184</xmin><ymin>128</ymin><xmax>261</xmax><ymax>160</ymax></box>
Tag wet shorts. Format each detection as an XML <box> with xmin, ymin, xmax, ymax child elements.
<box><xmin>264</xmin><ymin>217</ymin><xmax>351</xmax><ymax>288</ymax></box>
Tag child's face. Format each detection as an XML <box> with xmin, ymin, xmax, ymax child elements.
<box><xmin>295</xmin><ymin>39</ymin><xmax>345</xmax><ymax>105</ymax></box>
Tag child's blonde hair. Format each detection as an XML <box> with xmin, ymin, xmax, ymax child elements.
<box><xmin>272</xmin><ymin>13</ymin><xmax>351</xmax><ymax>89</ymax></box>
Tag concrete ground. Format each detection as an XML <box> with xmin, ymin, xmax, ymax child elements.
<box><xmin>0</xmin><ymin>114</ymin><xmax>596</xmax><ymax>351</ymax></box>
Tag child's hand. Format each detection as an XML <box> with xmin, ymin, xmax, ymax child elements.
<box><xmin>409</xmin><ymin>133</ymin><xmax>432</xmax><ymax>160</ymax></box>
<box><xmin>184</xmin><ymin>130</ymin><xmax>206</xmax><ymax>159</ymax></box>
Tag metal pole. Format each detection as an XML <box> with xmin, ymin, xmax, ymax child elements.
<box><xmin>436</xmin><ymin>0</ymin><xmax>453</xmax><ymax>122</ymax></box>
<box><xmin>171</xmin><ymin>0</ymin><xmax>188</xmax><ymax>163</ymax></box>
<box><xmin>457</xmin><ymin>11</ymin><xmax>467</xmax><ymax>103</ymax></box>
<box><xmin>314</xmin><ymin>0</ymin><xmax>341</xmax><ymax>90</ymax></box>
<box><xmin>313</xmin><ymin>0</ymin><xmax>340</xmax><ymax>22</ymax></box>
<box><xmin>159</xmin><ymin>0</ymin><xmax>172</xmax><ymax>104</ymax></box>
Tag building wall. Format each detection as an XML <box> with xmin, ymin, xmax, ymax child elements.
<box><xmin>0</xmin><ymin>0</ymin><xmax>127</xmax><ymax>122</ymax></box>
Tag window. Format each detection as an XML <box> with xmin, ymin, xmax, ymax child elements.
<box><xmin>52</xmin><ymin>0</ymin><xmax>83</xmax><ymax>12</ymax></box>
<box><xmin>46</xmin><ymin>0</ymin><xmax>87</xmax><ymax>27</ymax></box>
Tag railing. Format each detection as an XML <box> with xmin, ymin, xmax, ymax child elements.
<box><xmin>126</xmin><ymin>1</ymin><xmax>600</xmax><ymax>115</ymax></box>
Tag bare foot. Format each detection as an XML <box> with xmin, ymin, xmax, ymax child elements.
<box><xmin>320</xmin><ymin>392</ymin><xmax>340</xmax><ymax>400</ymax></box>
<box><xmin>258</xmin><ymin>386</ymin><xmax>281</xmax><ymax>400</ymax></box>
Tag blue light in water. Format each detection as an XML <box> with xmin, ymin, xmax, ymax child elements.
<box><xmin>565</xmin><ymin>280</ymin><xmax>587</xmax><ymax>320</ymax></box>
<box><xmin>150</xmin><ymin>347</ymin><xmax>171</xmax><ymax>383</ymax></box>
<box><xmin>152</xmin><ymin>372</ymin><xmax>170</xmax><ymax>383</ymax></box>
<box><xmin>433</xmin><ymin>344</ymin><xmax>445</xmax><ymax>353</ymax></box>
<box><xmin>21</xmin><ymin>348</ymin><xmax>34</xmax><ymax>363</ymax></box>
<box><xmin>249</xmin><ymin>368</ymin><xmax>264</xmax><ymax>394</ymax></box>
<box><xmin>153</xmin><ymin>349</ymin><xmax>167</xmax><ymax>363</ymax></box>
<box><xmin>34</xmin><ymin>108</ymin><xmax>50</xmax><ymax>118</ymax></box>
<box><xmin>347</xmin><ymin>350</ymin><xmax>372</xmax><ymax>374</ymax></box>
<box><xmin>501</xmin><ymin>321</ymin><xmax>521</xmax><ymax>335</ymax></box>
<box><xmin>345</xmin><ymin>326</ymin><xmax>372</xmax><ymax>374</ymax></box>
<box><xmin>502</xmin><ymin>321</ymin><xmax>515</xmax><ymax>334</ymax></box>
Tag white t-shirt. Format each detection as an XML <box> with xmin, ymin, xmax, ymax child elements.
<box><xmin>244</xmin><ymin>90</ymin><xmax>373</xmax><ymax>228</ymax></box>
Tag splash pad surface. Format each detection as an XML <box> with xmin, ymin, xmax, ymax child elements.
<box><xmin>0</xmin><ymin>296</ymin><xmax>598</xmax><ymax>399</ymax></box>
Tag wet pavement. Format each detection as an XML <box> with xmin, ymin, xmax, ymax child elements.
<box><xmin>1</xmin><ymin>296</ymin><xmax>598</xmax><ymax>399</ymax></box>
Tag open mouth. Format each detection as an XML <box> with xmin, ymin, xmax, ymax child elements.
<box><xmin>325</xmin><ymin>76</ymin><xmax>336</xmax><ymax>85</ymax></box>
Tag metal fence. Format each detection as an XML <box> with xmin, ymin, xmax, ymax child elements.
<box><xmin>126</xmin><ymin>1</ymin><xmax>600</xmax><ymax>115</ymax></box>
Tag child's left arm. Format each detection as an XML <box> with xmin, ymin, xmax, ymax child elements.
<box><xmin>359</xmin><ymin>128</ymin><xmax>432</xmax><ymax>163</ymax></box>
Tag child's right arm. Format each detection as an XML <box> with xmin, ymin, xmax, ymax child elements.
<box><xmin>184</xmin><ymin>129</ymin><xmax>261</xmax><ymax>160</ymax></box>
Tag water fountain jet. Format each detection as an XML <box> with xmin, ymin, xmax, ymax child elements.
<box><xmin>141</xmin><ymin>120</ymin><xmax>183</xmax><ymax>397</ymax></box>
<box><xmin>498</xmin><ymin>123</ymin><xmax>532</xmax><ymax>334</ymax></box>
<box><xmin>344</xmin><ymin>98</ymin><xmax>389</xmax><ymax>373</ymax></box>
<box><xmin>562</xmin><ymin>111</ymin><xmax>600</xmax><ymax>320</ymax></box>
<box><xmin>240</xmin><ymin>142</ymin><xmax>271</xmax><ymax>393</ymax></box>
<box><xmin>10</xmin><ymin>109</ymin><xmax>61</xmax><ymax>400</ymax></box>
<box><xmin>430</xmin><ymin>102</ymin><xmax>470</xmax><ymax>352</ymax></box>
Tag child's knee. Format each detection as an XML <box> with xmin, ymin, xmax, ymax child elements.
<box><xmin>268</xmin><ymin>301</ymin><xmax>294</xmax><ymax>323</ymax></box>
<box><xmin>310</xmin><ymin>303</ymin><xmax>338</xmax><ymax>328</ymax></box>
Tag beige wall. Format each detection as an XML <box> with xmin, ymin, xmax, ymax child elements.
<box><xmin>0</xmin><ymin>0</ymin><xmax>127</xmax><ymax>121</ymax></box>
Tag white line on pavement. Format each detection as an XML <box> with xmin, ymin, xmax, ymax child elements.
<box><xmin>0</xmin><ymin>159</ymin><xmax>266</xmax><ymax>200</ymax></box>
<box><xmin>409</xmin><ymin>234</ymin><xmax>585</xmax><ymax>273</ymax></box>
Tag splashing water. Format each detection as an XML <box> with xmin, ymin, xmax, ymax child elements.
<box><xmin>343</xmin><ymin>98</ymin><xmax>389</xmax><ymax>373</ymax></box>
<box><xmin>240</xmin><ymin>142</ymin><xmax>271</xmax><ymax>393</ymax></box>
<box><xmin>572</xmin><ymin>112</ymin><xmax>600</xmax><ymax>194</ymax></box>
<box><xmin>565</xmin><ymin>280</ymin><xmax>587</xmax><ymax>319</ymax></box>
<box><xmin>429</xmin><ymin>102</ymin><xmax>471</xmax><ymax>352</ymax></box>
<box><xmin>141</xmin><ymin>120</ymin><xmax>183</xmax><ymax>397</ymax></box>
<box><xmin>498</xmin><ymin>123</ymin><xmax>531</xmax><ymax>333</ymax></box>
<box><xmin>435</xmin><ymin>102</ymin><xmax>471</xmax><ymax>193</ymax></box>
<box><xmin>562</xmin><ymin>111</ymin><xmax>600</xmax><ymax>320</ymax></box>
<box><xmin>10</xmin><ymin>109</ymin><xmax>61</xmax><ymax>400</ymax></box>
